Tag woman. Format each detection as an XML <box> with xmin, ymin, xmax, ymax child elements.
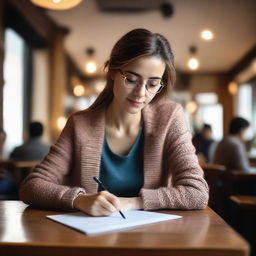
<box><xmin>20</xmin><ymin>29</ymin><xmax>209</xmax><ymax>216</ymax></box>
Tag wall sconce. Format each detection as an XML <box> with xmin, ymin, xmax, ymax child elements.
<box><xmin>186</xmin><ymin>101</ymin><xmax>198</xmax><ymax>114</ymax></box>
<box><xmin>84</xmin><ymin>47</ymin><xmax>98</xmax><ymax>75</ymax></box>
<box><xmin>73</xmin><ymin>84</ymin><xmax>85</xmax><ymax>97</ymax></box>
<box><xmin>56</xmin><ymin>116</ymin><xmax>67</xmax><ymax>131</ymax></box>
<box><xmin>30</xmin><ymin>0</ymin><xmax>83</xmax><ymax>10</ymax></box>
<box><xmin>228</xmin><ymin>81</ymin><xmax>238</xmax><ymax>95</ymax></box>
<box><xmin>187</xmin><ymin>46</ymin><xmax>200</xmax><ymax>70</ymax></box>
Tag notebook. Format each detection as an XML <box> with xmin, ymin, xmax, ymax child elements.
<box><xmin>46</xmin><ymin>210</ymin><xmax>182</xmax><ymax>235</ymax></box>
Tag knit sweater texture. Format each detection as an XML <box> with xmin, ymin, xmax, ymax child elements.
<box><xmin>19</xmin><ymin>100</ymin><xmax>209</xmax><ymax>210</ymax></box>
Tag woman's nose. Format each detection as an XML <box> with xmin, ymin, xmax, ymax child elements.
<box><xmin>133</xmin><ymin>80</ymin><xmax>147</xmax><ymax>95</ymax></box>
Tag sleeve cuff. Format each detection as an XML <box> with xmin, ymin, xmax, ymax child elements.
<box><xmin>60</xmin><ymin>187</ymin><xmax>86</xmax><ymax>210</ymax></box>
<box><xmin>139</xmin><ymin>188</ymin><xmax>162</xmax><ymax>210</ymax></box>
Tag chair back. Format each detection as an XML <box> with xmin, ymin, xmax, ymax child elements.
<box><xmin>201</xmin><ymin>163</ymin><xmax>226</xmax><ymax>215</ymax></box>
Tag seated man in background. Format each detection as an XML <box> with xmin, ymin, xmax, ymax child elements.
<box><xmin>10</xmin><ymin>122</ymin><xmax>50</xmax><ymax>162</ymax></box>
<box><xmin>0</xmin><ymin>129</ymin><xmax>18</xmax><ymax>199</ymax></box>
<box><xmin>213</xmin><ymin>117</ymin><xmax>250</xmax><ymax>172</ymax></box>
<box><xmin>192</xmin><ymin>124</ymin><xmax>215</xmax><ymax>163</ymax></box>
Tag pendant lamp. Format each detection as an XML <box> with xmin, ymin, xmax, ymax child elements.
<box><xmin>30</xmin><ymin>0</ymin><xmax>83</xmax><ymax>10</ymax></box>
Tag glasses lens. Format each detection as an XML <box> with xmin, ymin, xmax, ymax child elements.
<box><xmin>123</xmin><ymin>73</ymin><xmax>139</xmax><ymax>88</ymax></box>
<box><xmin>146</xmin><ymin>79</ymin><xmax>163</xmax><ymax>94</ymax></box>
<box><xmin>122</xmin><ymin>71</ymin><xmax>163</xmax><ymax>94</ymax></box>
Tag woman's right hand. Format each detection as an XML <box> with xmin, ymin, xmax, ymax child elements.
<box><xmin>73</xmin><ymin>191</ymin><xmax>121</xmax><ymax>216</ymax></box>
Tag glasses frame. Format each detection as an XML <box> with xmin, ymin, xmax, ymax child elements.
<box><xmin>118</xmin><ymin>69</ymin><xmax>164</xmax><ymax>94</ymax></box>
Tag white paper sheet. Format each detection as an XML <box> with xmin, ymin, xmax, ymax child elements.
<box><xmin>46</xmin><ymin>210</ymin><xmax>182</xmax><ymax>235</ymax></box>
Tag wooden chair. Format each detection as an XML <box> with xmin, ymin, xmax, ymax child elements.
<box><xmin>201</xmin><ymin>164</ymin><xmax>226</xmax><ymax>216</ymax></box>
<box><xmin>0</xmin><ymin>160</ymin><xmax>38</xmax><ymax>182</ymax></box>
<box><xmin>0</xmin><ymin>160</ymin><xmax>39</xmax><ymax>200</ymax></box>
<box><xmin>230</xmin><ymin>195</ymin><xmax>256</xmax><ymax>256</ymax></box>
<box><xmin>226</xmin><ymin>170</ymin><xmax>256</xmax><ymax>195</ymax></box>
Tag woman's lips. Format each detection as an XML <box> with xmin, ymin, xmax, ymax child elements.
<box><xmin>127</xmin><ymin>98</ymin><xmax>144</xmax><ymax>106</ymax></box>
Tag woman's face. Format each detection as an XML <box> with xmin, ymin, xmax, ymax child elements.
<box><xmin>111</xmin><ymin>56</ymin><xmax>166</xmax><ymax>114</ymax></box>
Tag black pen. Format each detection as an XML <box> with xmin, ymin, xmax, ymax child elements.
<box><xmin>93</xmin><ymin>177</ymin><xmax>126</xmax><ymax>219</ymax></box>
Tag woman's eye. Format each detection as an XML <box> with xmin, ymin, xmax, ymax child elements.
<box><xmin>148</xmin><ymin>80</ymin><xmax>160</xmax><ymax>87</ymax></box>
<box><xmin>126</xmin><ymin>77</ymin><xmax>138</xmax><ymax>83</ymax></box>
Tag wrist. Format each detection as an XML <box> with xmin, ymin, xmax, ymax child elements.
<box><xmin>133</xmin><ymin>197</ymin><xmax>143</xmax><ymax>210</ymax></box>
<box><xmin>73</xmin><ymin>193</ymin><xmax>84</xmax><ymax>209</ymax></box>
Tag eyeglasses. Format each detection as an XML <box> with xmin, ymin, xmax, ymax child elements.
<box><xmin>118</xmin><ymin>69</ymin><xmax>164</xmax><ymax>94</ymax></box>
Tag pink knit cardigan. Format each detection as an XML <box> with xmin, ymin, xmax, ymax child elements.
<box><xmin>20</xmin><ymin>100</ymin><xmax>209</xmax><ymax>210</ymax></box>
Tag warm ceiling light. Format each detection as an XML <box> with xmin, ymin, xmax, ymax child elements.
<box><xmin>228</xmin><ymin>82</ymin><xmax>238</xmax><ymax>95</ymax></box>
<box><xmin>187</xmin><ymin>45</ymin><xmax>200</xmax><ymax>70</ymax></box>
<box><xmin>186</xmin><ymin>101</ymin><xmax>197</xmax><ymax>114</ymax></box>
<box><xmin>30</xmin><ymin>0</ymin><xmax>83</xmax><ymax>10</ymax></box>
<box><xmin>200</xmin><ymin>30</ymin><xmax>214</xmax><ymax>40</ymax></box>
<box><xmin>84</xmin><ymin>47</ymin><xmax>98</xmax><ymax>75</ymax></box>
<box><xmin>85</xmin><ymin>61</ymin><xmax>97</xmax><ymax>74</ymax></box>
<box><xmin>187</xmin><ymin>57</ymin><xmax>200</xmax><ymax>70</ymax></box>
<box><xmin>57</xmin><ymin>116</ymin><xmax>67</xmax><ymax>131</ymax></box>
<box><xmin>73</xmin><ymin>84</ymin><xmax>85</xmax><ymax>97</ymax></box>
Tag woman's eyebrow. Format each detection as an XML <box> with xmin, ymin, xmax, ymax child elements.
<box><xmin>124</xmin><ymin>70</ymin><xmax>162</xmax><ymax>79</ymax></box>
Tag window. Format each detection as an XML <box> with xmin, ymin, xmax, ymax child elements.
<box><xmin>194</xmin><ymin>93</ymin><xmax>223</xmax><ymax>140</ymax></box>
<box><xmin>195</xmin><ymin>104</ymin><xmax>223</xmax><ymax>140</ymax></box>
<box><xmin>236</xmin><ymin>83</ymin><xmax>254</xmax><ymax>140</ymax></box>
<box><xmin>3</xmin><ymin>29</ymin><xmax>25</xmax><ymax>157</ymax></box>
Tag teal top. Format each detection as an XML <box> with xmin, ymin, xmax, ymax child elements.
<box><xmin>99</xmin><ymin>127</ymin><xmax>144</xmax><ymax>197</ymax></box>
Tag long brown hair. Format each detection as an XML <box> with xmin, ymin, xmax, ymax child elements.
<box><xmin>88</xmin><ymin>28</ymin><xmax>176</xmax><ymax>111</ymax></box>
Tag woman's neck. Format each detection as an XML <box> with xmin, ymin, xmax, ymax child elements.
<box><xmin>106</xmin><ymin>102</ymin><xmax>142</xmax><ymax>135</ymax></box>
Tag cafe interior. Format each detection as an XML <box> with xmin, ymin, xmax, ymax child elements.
<box><xmin>0</xmin><ymin>0</ymin><xmax>256</xmax><ymax>255</ymax></box>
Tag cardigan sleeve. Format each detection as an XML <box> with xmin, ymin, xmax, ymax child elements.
<box><xmin>19</xmin><ymin>115</ymin><xmax>86</xmax><ymax>210</ymax></box>
<box><xmin>140</xmin><ymin>104</ymin><xmax>209</xmax><ymax>210</ymax></box>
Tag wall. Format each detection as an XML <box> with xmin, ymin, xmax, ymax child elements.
<box><xmin>189</xmin><ymin>74</ymin><xmax>219</xmax><ymax>96</ymax></box>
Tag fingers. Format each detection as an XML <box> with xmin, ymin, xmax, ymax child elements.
<box><xmin>74</xmin><ymin>191</ymin><xmax>121</xmax><ymax>217</ymax></box>
<box><xmin>97</xmin><ymin>192</ymin><xmax>116</xmax><ymax>213</ymax></box>
<box><xmin>96</xmin><ymin>191</ymin><xmax>121</xmax><ymax>214</ymax></box>
<box><xmin>100</xmin><ymin>191</ymin><xmax>121</xmax><ymax>211</ymax></box>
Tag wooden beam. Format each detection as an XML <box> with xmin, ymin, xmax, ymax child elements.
<box><xmin>228</xmin><ymin>45</ymin><xmax>256</xmax><ymax>79</ymax></box>
<box><xmin>49</xmin><ymin>28</ymin><xmax>69</xmax><ymax>141</ymax></box>
<box><xmin>7</xmin><ymin>0</ymin><xmax>57</xmax><ymax>44</ymax></box>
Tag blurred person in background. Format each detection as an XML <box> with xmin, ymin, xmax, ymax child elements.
<box><xmin>192</xmin><ymin>124</ymin><xmax>215</xmax><ymax>164</ymax></box>
<box><xmin>213</xmin><ymin>117</ymin><xmax>250</xmax><ymax>172</ymax></box>
<box><xmin>10</xmin><ymin>121</ymin><xmax>50</xmax><ymax>162</ymax></box>
<box><xmin>0</xmin><ymin>129</ymin><xmax>17</xmax><ymax>199</ymax></box>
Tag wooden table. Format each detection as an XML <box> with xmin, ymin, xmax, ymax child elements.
<box><xmin>249</xmin><ymin>157</ymin><xmax>256</xmax><ymax>167</ymax></box>
<box><xmin>230</xmin><ymin>195</ymin><xmax>256</xmax><ymax>210</ymax></box>
<box><xmin>229</xmin><ymin>195</ymin><xmax>256</xmax><ymax>256</ymax></box>
<box><xmin>0</xmin><ymin>201</ymin><xmax>249</xmax><ymax>256</ymax></box>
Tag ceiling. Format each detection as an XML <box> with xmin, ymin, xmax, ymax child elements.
<box><xmin>47</xmin><ymin>0</ymin><xmax>256</xmax><ymax>74</ymax></box>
